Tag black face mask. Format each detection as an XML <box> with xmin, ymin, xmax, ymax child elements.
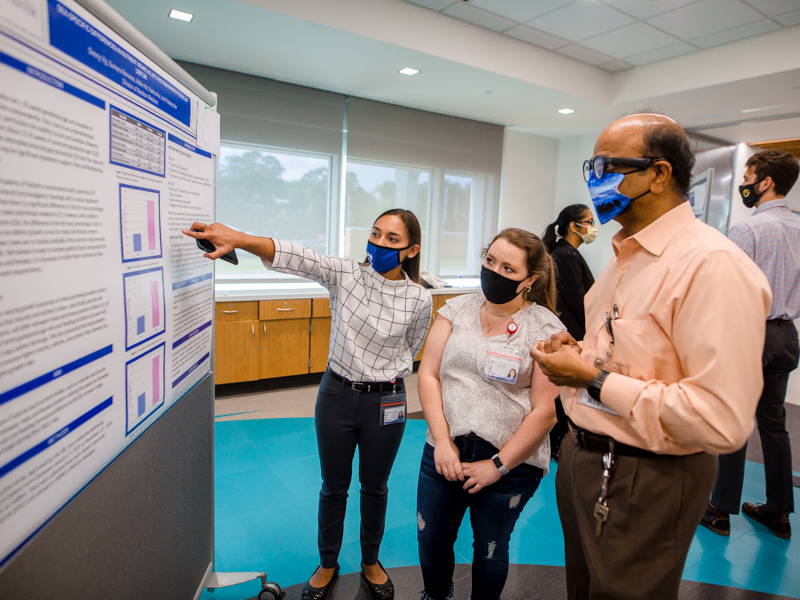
<box><xmin>739</xmin><ymin>179</ymin><xmax>763</xmax><ymax>208</ymax></box>
<box><xmin>480</xmin><ymin>266</ymin><xmax>526</xmax><ymax>305</ymax></box>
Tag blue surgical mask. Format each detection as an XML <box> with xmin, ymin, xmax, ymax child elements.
<box><xmin>366</xmin><ymin>241</ymin><xmax>410</xmax><ymax>274</ymax></box>
<box><xmin>587</xmin><ymin>171</ymin><xmax>650</xmax><ymax>224</ymax></box>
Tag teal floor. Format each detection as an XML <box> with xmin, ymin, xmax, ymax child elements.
<box><xmin>203</xmin><ymin>418</ymin><xmax>800</xmax><ymax>600</ymax></box>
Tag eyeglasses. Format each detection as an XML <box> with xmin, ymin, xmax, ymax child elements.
<box><xmin>583</xmin><ymin>155</ymin><xmax>667</xmax><ymax>182</ymax></box>
<box><xmin>576</xmin><ymin>218</ymin><xmax>595</xmax><ymax>227</ymax></box>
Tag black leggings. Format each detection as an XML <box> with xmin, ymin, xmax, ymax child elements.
<box><xmin>314</xmin><ymin>369</ymin><xmax>406</xmax><ymax>567</ymax></box>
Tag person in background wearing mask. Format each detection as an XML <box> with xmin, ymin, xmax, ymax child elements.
<box><xmin>542</xmin><ymin>204</ymin><xmax>597</xmax><ymax>341</ymax></box>
<box><xmin>542</xmin><ymin>204</ymin><xmax>597</xmax><ymax>459</ymax></box>
<box><xmin>531</xmin><ymin>114</ymin><xmax>771</xmax><ymax>600</ymax></box>
<box><xmin>702</xmin><ymin>150</ymin><xmax>800</xmax><ymax>540</ymax></box>
<box><xmin>183</xmin><ymin>209</ymin><xmax>433</xmax><ymax>600</ymax></box>
<box><xmin>416</xmin><ymin>229</ymin><xmax>562</xmax><ymax>600</ymax></box>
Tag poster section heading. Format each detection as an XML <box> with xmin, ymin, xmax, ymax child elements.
<box><xmin>48</xmin><ymin>0</ymin><xmax>191</xmax><ymax>127</ymax></box>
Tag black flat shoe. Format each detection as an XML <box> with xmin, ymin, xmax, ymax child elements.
<box><xmin>302</xmin><ymin>563</ymin><xmax>340</xmax><ymax>600</ymax></box>
<box><xmin>360</xmin><ymin>561</ymin><xmax>394</xmax><ymax>600</ymax></box>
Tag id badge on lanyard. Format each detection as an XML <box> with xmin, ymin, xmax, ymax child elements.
<box><xmin>484</xmin><ymin>342</ymin><xmax>524</xmax><ymax>384</ymax></box>
<box><xmin>380</xmin><ymin>382</ymin><xmax>406</xmax><ymax>426</ymax></box>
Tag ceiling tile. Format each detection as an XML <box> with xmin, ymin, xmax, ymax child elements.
<box><xmin>503</xmin><ymin>25</ymin><xmax>571</xmax><ymax>50</ymax></box>
<box><xmin>581</xmin><ymin>22</ymin><xmax>683</xmax><ymax>59</ymax></box>
<box><xmin>402</xmin><ymin>0</ymin><xmax>457</xmax><ymax>11</ymax></box>
<box><xmin>624</xmin><ymin>41</ymin><xmax>698</xmax><ymax>65</ymax></box>
<box><xmin>598</xmin><ymin>0</ymin><xmax>701</xmax><ymax>20</ymax></box>
<box><xmin>692</xmin><ymin>19</ymin><xmax>781</xmax><ymax>48</ymax></box>
<box><xmin>740</xmin><ymin>0</ymin><xmax>800</xmax><ymax>18</ymax></box>
<box><xmin>556</xmin><ymin>44</ymin><xmax>617</xmax><ymax>67</ymax></box>
<box><xmin>774</xmin><ymin>8</ymin><xmax>800</xmax><ymax>26</ymax></box>
<box><xmin>469</xmin><ymin>0</ymin><xmax>576</xmax><ymax>23</ymax></box>
<box><xmin>646</xmin><ymin>0</ymin><xmax>766</xmax><ymax>40</ymax></box>
<box><xmin>526</xmin><ymin>1</ymin><xmax>636</xmax><ymax>43</ymax></box>
<box><xmin>441</xmin><ymin>2</ymin><xmax>517</xmax><ymax>32</ymax></box>
<box><xmin>599</xmin><ymin>59</ymin><xmax>635</xmax><ymax>72</ymax></box>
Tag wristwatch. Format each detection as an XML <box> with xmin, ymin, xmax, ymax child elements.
<box><xmin>492</xmin><ymin>453</ymin><xmax>509</xmax><ymax>476</ymax></box>
<box><xmin>587</xmin><ymin>370</ymin><xmax>610</xmax><ymax>402</ymax></box>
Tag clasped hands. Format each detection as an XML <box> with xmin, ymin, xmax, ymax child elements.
<box><xmin>529</xmin><ymin>331</ymin><xmax>600</xmax><ymax>388</ymax></box>
<box><xmin>433</xmin><ymin>442</ymin><xmax>501</xmax><ymax>494</ymax></box>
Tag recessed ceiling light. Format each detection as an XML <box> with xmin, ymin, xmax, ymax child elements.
<box><xmin>558</xmin><ymin>108</ymin><xmax>575</xmax><ymax>115</ymax></box>
<box><xmin>169</xmin><ymin>9</ymin><xmax>194</xmax><ymax>22</ymax></box>
<box><xmin>399</xmin><ymin>67</ymin><xmax>419</xmax><ymax>76</ymax></box>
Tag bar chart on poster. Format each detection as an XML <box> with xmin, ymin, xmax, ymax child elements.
<box><xmin>120</xmin><ymin>185</ymin><xmax>163</xmax><ymax>261</ymax></box>
<box><xmin>124</xmin><ymin>267</ymin><xmax>166</xmax><ymax>348</ymax></box>
<box><xmin>125</xmin><ymin>342</ymin><xmax>166</xmax><ymax>434</ymax></box>
<box><xmin>0</xmin><ymin>0</ymin><xmax>219</xmax><ymax>570</ymax></box>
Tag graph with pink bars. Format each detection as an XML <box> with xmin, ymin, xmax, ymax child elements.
<box><xmin>120</xmin><ymin>185</ymin><xmax>162</xmax><ymax>262</ymax></box>
<box><xmin>123</xmin><ymin>267</ymin><xmax>165</xmax><ymax>349</ymax></box>
<box><xmin>125</xmin><ymin>344</ymin><xmax>166</xmax><ymax>434</ymax></box>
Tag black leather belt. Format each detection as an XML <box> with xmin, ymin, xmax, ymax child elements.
<box><xmin>767</xmin><ymin>319</ymin><xmax>795</xmax><ymax>325</ymax></box>
<box><xmin>328</xmin><ymin>369</ymin><xmax>401</xmax><ymax>393</ymax></box>
<box><xmin>568</xmin><ymin>420</ymin><xmax>658</xmax><ymax>459</ymax></box>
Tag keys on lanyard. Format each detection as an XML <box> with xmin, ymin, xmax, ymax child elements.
<box><xmin>594</xmin><ymin>441</ymin><xmax>615</xmax><ymax>537</ymax></box>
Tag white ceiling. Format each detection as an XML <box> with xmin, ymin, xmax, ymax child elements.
<box><xmin>104</xmin><ymin>0</ymin><xmax>800</xmax><ymax>144</ymax></box>
<box><xmin>406</xmin><ymin>0</ymin><xmax>800</xmax><ymax>72</ymax></box>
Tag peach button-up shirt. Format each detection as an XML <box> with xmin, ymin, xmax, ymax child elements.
<box><xmin>562</xmin><ymin>202</ymin><xmax>772</xmax><ymax>455</ymax></box>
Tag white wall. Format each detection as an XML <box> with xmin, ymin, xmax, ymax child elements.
<box><xmin>553</xmin><ymin>132</ymin><xmax>618</xmax><ymax>279</ymax></box>
<box><xmin>498</xmin><ymin>129</ymin><xmax>559</xmax><ymax>236</ymax></box>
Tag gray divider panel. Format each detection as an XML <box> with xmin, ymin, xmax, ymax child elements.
<box><xmin>0</xmin><ymin>375</ymin><xmax>213</xmax><ymax>599</ymax></box>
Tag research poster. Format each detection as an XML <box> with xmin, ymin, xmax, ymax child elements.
<box><xmin>0</xmin><ymin>0</ymin><xmax>218</xmax><ymax>567</ymax></box>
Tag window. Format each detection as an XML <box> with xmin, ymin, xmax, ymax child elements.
<box><xmin>343</xmin><ymin>160</ymin><xmax>431</xmax><ymax>261</ymax></box>
<box><xmin>181</xmin><ymin>64</ymin><xmax>504</xmax><ymax>282</ymax></box>
<box><xmin>215</xmin><ymin>144</ymin><xmax>332</xmax><ymax>278</ymax></box>
<box><xmin>435</xmin><ymin>172</ymin><xmax>492</xmax><ymax>276</ymax></box>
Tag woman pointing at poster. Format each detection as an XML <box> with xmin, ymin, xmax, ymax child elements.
<box><xmin>183</xmin><ymin>209</ymin><xmax>432</xmax><ymax>600</ymax></box>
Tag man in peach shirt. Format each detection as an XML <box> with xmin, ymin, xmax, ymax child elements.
<box><xmin>532</xmin><ymin>114</ymin><xmax>772</xmax><ymax>600</ymax></box>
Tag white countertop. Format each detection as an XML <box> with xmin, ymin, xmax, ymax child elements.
<box><xmin>214</xmin><ymin>278</ymin><xmax>480</xmax><ymax>302</ymax></box>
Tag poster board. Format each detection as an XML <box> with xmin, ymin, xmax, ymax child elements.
<box><xmin>0</xmin><ymin>0</ymin><xmax>218</xmax><ymax>580</ymax></box>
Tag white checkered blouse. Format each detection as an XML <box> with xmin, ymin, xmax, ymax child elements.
<box><xmin>264</xmin><ymin>240</ymin><xmax>433</xmax><ymax>382</ymax></box>
<box><xmin>728</xmin><ymin>199</ymin><xmax>800</xmax><ymax>320</ymax></box>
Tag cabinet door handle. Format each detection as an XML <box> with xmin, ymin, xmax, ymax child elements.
<box><xmin>251</xmin><ymin>324</ymin><xmax>255</xmax><ymax>341</ymax></box>
<box><xmin>276</xmin><ymin>308</ymin><xmax>295</xmax><ymax>312</ymax></box>
<box><xmin>221</xmin><ymin>310</ymin><xmax>239</xmax><ymax>314</ymax></box>
<box><xmin>263</xmin><ymin>323</ymin><xmax>267</xmax><ymax>337</ymax></box>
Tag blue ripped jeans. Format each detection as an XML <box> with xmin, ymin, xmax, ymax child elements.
<box><xmin>416</xmin><ymin>435</ymin><xmax>543</xmax><ymax>600</ymax></box>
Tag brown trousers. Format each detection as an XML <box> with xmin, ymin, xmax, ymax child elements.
<box><xmin>556</xmin><ymin>434</ymin><xmax>717</xmax><ymax>600</ymax></box>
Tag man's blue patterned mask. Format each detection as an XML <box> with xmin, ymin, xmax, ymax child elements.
<box><xmin>587</xmin><ymin>171</ymin><xmax>650</xmax><ymax>224</ymax></box>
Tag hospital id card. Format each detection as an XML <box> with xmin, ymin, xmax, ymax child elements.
<box><xmin>380</xmin><ymin>394</ymin><xmax>407</xmax><ymax>426</ymax></box>
<box><xmin>484</xmin><ymin>343</ymin><xmax>524</xmax><ymax>384</ymax></box>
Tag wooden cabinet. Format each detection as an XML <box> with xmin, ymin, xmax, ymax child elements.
<box><xmin>259</xmin><ymin>299</ymin><xmax>312</xmax><ymax>320</ymax></box>
<box><xmin>214</xmin><ymin>299</ymin><xmax>311</xmax><ymax>383</ymax></box>
<box><xmin>214</xmin><ymin>302</ymin><xmax>260</xmax><ymax>384</ymax></box>
<box><xmin>214</xmin><ymin>292</ymin><xmax>470</xmax><ymax>384</ymax></box>
<box><xmin>215</xmin><ymin>321</ymin><xmax>260</xmax><ymax>384</ymax></box>
<box><xmin>257</xmin><ymin>299</ymin><xmax>311</xmax><ymax>377</ymax></box>
<box><xmin>433</xmin><ymin>293</ymin><xmax>460</xmax><ymax>313</ymax></box>
<box><xmin>310</xmin><ymin>298</ymin><xmax>332</xmax><ymax>373</ymax></box>
<box><xmin>415</xmin><ymin>293</ymin><xmax>462</xmax><ymax>362</ymax></box>
<box><xmin>258</xmin><ymin>319</ymin><xmax>310</xmax><ymax>378</ymax></box>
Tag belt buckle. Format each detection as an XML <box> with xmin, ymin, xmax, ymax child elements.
<box><xmin>351</xmin><ymin>382</ymin><xmax>370</xmax><ymax>392</ymax></box>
